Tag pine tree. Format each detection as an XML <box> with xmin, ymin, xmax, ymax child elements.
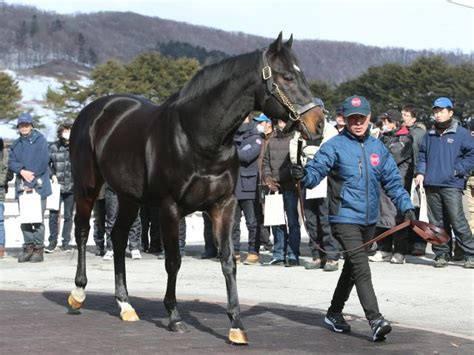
<box><xmin>0</xmin><ymin>72</ymin><xmax>22</xmax><ymax>121</ymax></box>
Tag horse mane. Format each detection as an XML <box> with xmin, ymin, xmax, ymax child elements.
<box><xmin>176</xmin><ymin>49</ymin><xmax>261</xmax><ymax>105</ymax></box>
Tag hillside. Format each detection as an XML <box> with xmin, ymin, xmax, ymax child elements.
<box><xmin>0</xmin><ymin>3</ymin><xmax>472</xmax><ymax>84</ymax></box>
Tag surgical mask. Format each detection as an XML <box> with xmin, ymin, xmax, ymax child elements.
<box><xmin>62</xmin><ymin>131</ymin><xmax>70</xmax><ymax>140</ymax></box>
<box><xmin>256</xmin><ymin>125</ymin><xmax>266</xmax><ymax>134</ymax></box>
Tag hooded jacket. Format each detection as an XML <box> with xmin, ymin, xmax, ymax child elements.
<box><xmin>301</xmin><ymin>128</ymin><xmax>413</xmax><ymax>225</ymax></box>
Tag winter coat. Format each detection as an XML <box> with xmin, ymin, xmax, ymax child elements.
<box><xmin>8</xmin><ymin>130</ymin><xmax>52</xmax><ymax>199</ymax></box>
<box><xmin>301</xmin><ymin>128</ymin><xmax>413</xmax><ymax>226</ymax></box>
<box><xmin>378</xmin><ymin>126</ymin><xmax>414</xmax><ymax>228</ymax></box>
<box><xmin>49</xmin><ymin>139</ymin><xmax>74</xmax><ymax>193</ymax></box>
<box><xmin>0</xmin><ymin>140</ymin><xmax>13</xmax><ymax>202</ymax></box>
<box><xmin>408</xmin><ymin>123</ymin><xmax>426</xmax><ymax>165</ymax></box>
<box><xmin>262</xmin><ymin>128</ymin><xmax>296</xmax><ymax>191</ymax></box>
<box><xmin>416</xmin><ymin>121</ymin><xmax>474</xmax><ymax>190</ymax></box>
<box><xmin>234</xmin><ymin>122</ymin><xmax>263</xmax><ymax>200</ymax></box>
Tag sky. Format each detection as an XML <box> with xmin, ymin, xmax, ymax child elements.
<box><xmin>6</xmin><ymin>0</ymin><xmax>474</xmax><ymax>53</ymax></box>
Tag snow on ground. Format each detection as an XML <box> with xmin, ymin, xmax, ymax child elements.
<box><xmin>1</xmin><ymin>70</ymin><xmax>91</xmax><ymax>141</ymax></box>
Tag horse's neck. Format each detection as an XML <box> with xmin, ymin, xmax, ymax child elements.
<box><xmin>177</xmin><ymin>52</ymin><xmax>262</xmax><ymax>151</ymax></box>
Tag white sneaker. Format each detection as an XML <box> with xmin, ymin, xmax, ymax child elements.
<box><xmin>369</xmin><ymin>251</ymin><xmax>391</xmax><ymax>262</ymax></box>
<box><xmin>131</xmin><ymin>249</ymin><xmax>142</xmax><ymax>260</ymax></box>
<box><xmin>102</xmin><ymin>250</ymin><xmax>114</xmax><ymax>261</ymax></box>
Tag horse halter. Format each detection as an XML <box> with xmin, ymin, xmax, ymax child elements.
<box><xmin>261</xmin><ymin>49</ymin><xmax>316</xmax><ymax>132</ymax></box>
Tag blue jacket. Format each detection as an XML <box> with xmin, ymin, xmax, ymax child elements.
<box><xmin>416</xmin><ymin>121</ymin><xmax>474</xmax><ymax>189</ymax></box>
<box><xmin>8</xmin><ymin>130</ymin><xmax>52</xmax><ymax>199</ymax></box>
<box><xmin>234</xmin><ymin>122</ymin><xmax>263</xmax><ymax>200</ymax></box>
<box><xmin>301</xmin><ymin>129</ymin><xmax>413</xmax><ymax>225</ymax></box>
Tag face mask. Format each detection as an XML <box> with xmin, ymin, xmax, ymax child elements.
<box><xmin>62</xmin><ymin>131</ymin><xmax>70</xmax><ymax>140</ymax></box>
<box><xmin>256</xmin><ymin>125</ymin><xmax>265</xmax><ymax>134</ymax></box>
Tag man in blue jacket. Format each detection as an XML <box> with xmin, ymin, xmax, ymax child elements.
<box><xmin>415</xmin><ymin>97</ymin><xmax>474</xmax><ymax>268</ymax></box>
<box><xmin>9</xmin><ymin>113</ymin><xmax>51</xmax><ymax>263</ymax></box>
<box><xmin>291</xmin><ymin>95</ymin><xmax>414</xmax><ymax>342</ymax></box>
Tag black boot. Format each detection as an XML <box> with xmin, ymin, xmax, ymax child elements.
<box><xmin>30</xmin><ymin>245</ymin><xmax>44</xmax><ymax>263</ymax></box>
<box><xmin>18</xmin><ymin>244</ymin><xmax>34</xmax><ymax>263</ymax></box>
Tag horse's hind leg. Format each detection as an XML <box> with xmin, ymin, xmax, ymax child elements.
<box><xmin>210</xmin><ymin>198</ymin><xmax>248</xmax><ymax>345</ymax></box>
<box><xmin>68</xmin><ymin>191</ymin><xmax>98</xmax><ymax>310</ymax></box>
<box><xmin>160</xmin><ymin>204</ymin><xmax>188</xmax><ymax>333</ymax></box>
<box><xmin>110</xmin><ymin>195</ymin><xmax>141</xmax><ymax>321</ymax></box>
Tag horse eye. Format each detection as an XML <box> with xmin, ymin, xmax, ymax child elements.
<box><xmin>283</xmin><ymin>74</ymin><xmax>294</xmax><ymax>81</ymax></box>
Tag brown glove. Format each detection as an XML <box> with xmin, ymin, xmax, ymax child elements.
<box><xmin>264</xmin><ymin>176</ymin><xmax>280</xmax><ymax>192</ymax></box>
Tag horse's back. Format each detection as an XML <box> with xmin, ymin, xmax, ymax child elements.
<box><xmin>71</xmin><ymin>95</ymin><xmax>160</xmax><ymax>200</ymax></box>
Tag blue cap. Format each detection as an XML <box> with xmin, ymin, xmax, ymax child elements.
<box><xmin>253</xmin><ymin>113</ymin><xmax>271</xmax><ymax>123</ymax></box>
<box><xmin>432</xmin><ymin>97</ymin><xmax>453</xmax><ymax>109</ymax></box>
<box><xmin>17</xmin><ymin>112</ymin><xmax>33</xmax><ymax>126</ymax></box>
<box><xmin>341</xmin><ymin>95</ymin><xmax>371</xmax><ymax>117</ymax></box>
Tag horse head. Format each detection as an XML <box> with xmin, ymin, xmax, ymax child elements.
<box><xmin>260</xmin><ymin>32</ymin><xmax>323</xmax><ymax>140</ymax></box>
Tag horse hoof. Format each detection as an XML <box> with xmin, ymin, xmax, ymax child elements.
<box><xmin>120</xmin><ymin>309</ymin><xmax>140</xmax><ymax>321</ymax></box>
<box><xmin>169</xmin><ymin>321</ymin><xmax>190</xmax><ymax>333</ymax></box>
<box><xmin>228</xmin><ymin>328</ymin><xmax>249</xmax><ymax>345</ymax></box>
<box><xmin>67</xmin><ymin>294</ymin><xmax>83</xmax><ymax>310</ymax></box>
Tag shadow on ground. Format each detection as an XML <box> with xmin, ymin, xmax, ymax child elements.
<box><xmin>0</xmin><ymin>290</ymin><xmax>471</xmax><ymax>354</ymax></box>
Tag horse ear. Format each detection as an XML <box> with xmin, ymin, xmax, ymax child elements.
<box><xmin>286</xmin><ymin>34</ymin><xmax>293</xmax><ymax>48</ymax></box>
<box><xmin>269</xmin><ymin>32</ymin><xmax>283</xmax><ymax>53</ymax></box>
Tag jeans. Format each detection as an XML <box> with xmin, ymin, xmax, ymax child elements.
<box><xmin>0</xmin><ymin>202</ymin><xmax>4</xmax><ymax>246</ymax></box>
<box><xmin>104</xmin><ymin>186</ymin><xmax>141</xmax><ymax>251</ymax></box>
<box><xmin>21</xmin><ymin>198</ymin><xmax>47</xmax><ymax>246</ymax></box>
<box><xmin>232</xmin><ymin>199</ymin><xmax>259</xmax><ymax>253</ymax></box>
<box><xmin>426</xmin><ymin>187</ymin><xmax>474</xmax><ymax>258</ymax></box>
<box><xmin>48</xmin><ymin>192</ymin><xmax>75</xmax><ymax>247</ymax></box>
<box><xmin>328</xmin><ymin>223</ymin><xmax>381</xmax><ymax>321</ymax></box>
<box><xmin>272</xmin><ymin>189</ymin><xmax>300</xmax><ymax>261</ymax></box>
<box><xmin>304</xmin><ymin>197</ymin><xmax>340</xmax><ymax>261</ymax></box>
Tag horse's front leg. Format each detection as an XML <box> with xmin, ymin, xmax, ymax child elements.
<box><xmin>160</xmin><ymin>205</ymin><xmax>188</xmax><ymax>333</ymax></box>
<box><xmin>210</xmin><ymin>198</ymin><xmax>248</xmax><ymax>345</ymax></box>
<box><xmin>68</xmin><ymin>196</ymin><xmax>93</xmax><ymax>310</ymax></box>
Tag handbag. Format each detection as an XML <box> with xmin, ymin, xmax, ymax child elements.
<box><xmin>263</xmin><ymin>192</ymin><xmax>286</xmax><ymax>226</ymax></box>
<box><xmin>418</xmin><ymin>184</ymin><xmax>429</xmax><ymax>223</ymax></box>
<box><xmin>46</xmin><ymin>182</ymin><xmax>61</xmax><ymax>210</ymax></box>
<box><xmin>19</xmin><ymin>190</ymin><xmax>43</xmax><ymax>224</ymax></box>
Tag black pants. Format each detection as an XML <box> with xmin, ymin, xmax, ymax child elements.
<box><xmin>93</xmin><ymin>198</ymin><xmax>106</xmax><ymax>250</ymax></box>
<box><xmin>140</xmin><ymin>205</ymin><xmax>162</xmax><ymax>252</ymax></box>
<box><xmin>48</xmin><ymin>192</ymin><xmax>75</xmax><ymax>247</ymax></box>
<box><xmin>104</xmin><ymin>186</ymin><xmax>141</xmax><ymax>251</ymax></box>
<box><xmin>304</xmin><ymin>197</ymin><xmax>340</xmax><ymax>261</ymax></box>
<box><xmin>376</xmin><ymin>226</ymin><xmax>409</xmax><ymax>255</ymax></box>
<box><xmin>328</xmin><ymin>223</ymin><xmax>381</xmax><ymax>321</ymax></box>
<box><xmin>202</xmin><ymin>213</ymin><xmax>218</xmax><ymax>255</ymax></box>
<box><xmin>231</xmin><ymin>199</ymin><xmax>259</xmax><ymax>253</ymax></box>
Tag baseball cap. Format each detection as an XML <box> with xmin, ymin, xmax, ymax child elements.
<box><xmin>17</xmin><ymin>112</ymin><xmax>33</xmax><ymax>127</ymax></box>
<box><xmin>432</xmin><ymin>97</ymin><xmax>453</xmax><ymax>109</ymax></box>
<box><xmin>379</xmin><ymin>109</ymin><xmax>402</xmax><ymax>122</ymax></box>
<box><xmin>253</xmin><ymin>113</ymin><xmax>271</xmax><ymax>123</ymax></box>
<box><xmin>342</xmin><ymin>95</ymin><xmax>371</xmax><ymax>117</ymax></box>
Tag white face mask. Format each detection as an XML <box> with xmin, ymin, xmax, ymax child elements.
<box><xmin>62</xmin><ymin>131</ymin><xmax>70</xmax><ymax>140</ymax></box>
<box><xmin>256</xmin><ymin>125</ymin><xmax>266</xmax><ymax>134</ymax></box>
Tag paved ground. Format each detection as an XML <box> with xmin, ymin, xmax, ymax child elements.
<box><xmin>1</xmin><ymin>242</ymin><xmax>473</xmax><ymax>354</ymax></box>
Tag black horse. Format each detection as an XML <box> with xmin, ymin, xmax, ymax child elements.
<box><xmin>67</xmin><ymin>33</ymin><xmax>323</xmax><ymax>344</ymax></box>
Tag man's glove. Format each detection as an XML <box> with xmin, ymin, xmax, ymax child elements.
<box><xmin>403</xmin><ymin>209</ymin><xmax>416</xmax><ymax>221</ymax></box>
<box><xmin>290</xmin><ymin>164</ymin><xmax>305</xmax><ymax>181</ymax></box>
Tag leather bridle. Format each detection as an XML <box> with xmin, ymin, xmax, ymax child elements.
<box><xmin>261</xmin><ymin>49</ymin><xmax>316</xmax><ymax>134</ymax></box>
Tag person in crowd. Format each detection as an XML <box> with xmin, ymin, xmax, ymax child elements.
<box><xmin>291</xmin><ymin>95</ymin><xmax>415</xmax><ymax>341</ymax></box>
<box><xmin>9</xmin><ymin>112</ymin><xmax>52</xmax><ymax>263</ymax></box>
<box><xmin>254</xmin><ymin>113</ymin><xmax>274</xmax><ymax>254</ymax></box>
<box><xmin>333</xmin><ymin>106</ymin><xmax>345</xmax><ymax>133</ymax></box>
<box><xmin>45</xmin><ymin>120</ymin><xmax>75</xmax><ymax>253</ymax></box>
<box><xmin>140</xmin><ymin>205</ymin><xmax>162</xmax><ymax>254</ymax></box>
<box><xmin>289</xmin><ymin>98</ymin><xmax>341</xmax><ymax>271</ymax></box>
<box><xmin>370</xmin><ymin>109</ymin><xmax>414</xmax><ymax>264</ymax></box>
<box><xmin>0</xmin><ymin>138</ymin><xmax>13</xmax><ymax>259</ymax></box>
<box><xmin>232</xmin><ymin>116</ymin><xmax>261</xmax><ymax>265</ymax></box>
<box><xmin>401</xmin><ymin>103</ymin><xmax>427</xmax><ymax>256</ymax></box>
<box><xmin>92</xmin><ymin>185</ymin><xmax>106</xmax><ymax>256</ymax></box>
<box><xmin>263</xmin><ymin>118</ymin><xmax>301</xmax><ymax>267</ymax></box>
<box><xmin>415</xmin><ymin>97</ymin><xmax>474</xmax><ymax>268</ymax></box>
<box><xmin>102</xmin><ymin>184</ymin><xmax>142</xmax><ymax>260</ymax></box>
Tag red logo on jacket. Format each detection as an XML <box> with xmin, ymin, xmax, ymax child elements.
<box><xmin>370</xmin><ymin>154</ymin><xmax>380</xmax><ymax>166</ymax></box>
